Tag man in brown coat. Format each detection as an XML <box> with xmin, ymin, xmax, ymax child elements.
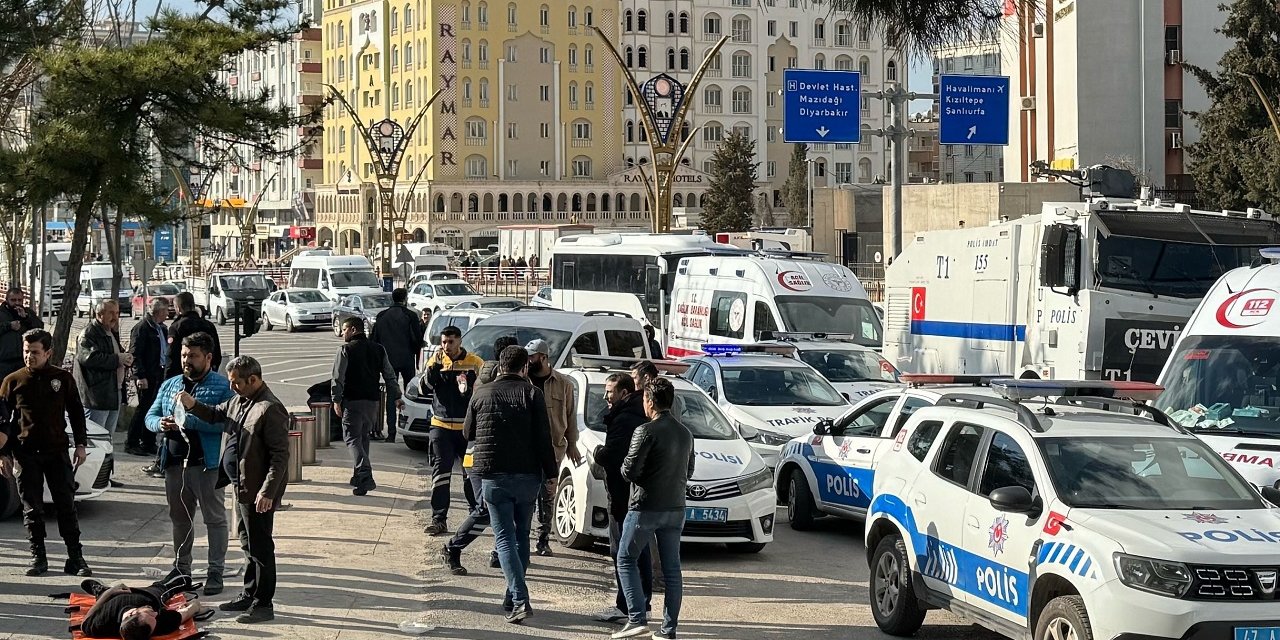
<box><xmin>177</xmin><ymin>355</ymin><xmax>289</xmax><ymax>625</ymax></box>
<box><xmin>523</xmin><ymin>339</ymin><xmax>581</xmax><ymax>556</ymax></box>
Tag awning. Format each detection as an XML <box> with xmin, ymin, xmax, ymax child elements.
<box><xmin>196</xmin><ymin>197</ymin><xmax>248</xmax><ymax>208</ymax></box>
<box><xmin>45</xmin><ymin>221</ymin><xmax>72</xmax><ymax>231</ymax></box>
<box><xmin>1097</xmin><ymin>211</ymin><xmax>1280</xmax><ymax>246</ymax></box>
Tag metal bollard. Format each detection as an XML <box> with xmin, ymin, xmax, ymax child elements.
<box><xmin>310</xmin><ymin>402</ymin><xmax>333</xmax><ymax>448</ymax></box>
<box><xmin>287</xmin><ymin>430</ymin><xmax>303</xmax><ymax>483</ymax></box>
<box><xmin>378</xmin><ymin>383</ymin><xmax>386</xmax><ymax>435</ymax></box>
<box><xmin>295</xmin><ymin>413</ymin><xmax>318</xmax><ymax>466</ymax></box>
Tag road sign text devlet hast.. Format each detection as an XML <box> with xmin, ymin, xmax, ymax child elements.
<box><xmin>783</xmin><ymin>69</ymin><xmax>861</xmax><ymax>144</ymax></box>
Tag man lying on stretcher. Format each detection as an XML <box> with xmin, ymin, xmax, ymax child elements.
<box><xmin>77</xmin><ymin>573</ymin><xmax>209</xmax><ymax>639</ymax></box>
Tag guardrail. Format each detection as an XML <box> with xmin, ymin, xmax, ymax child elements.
<box><xmin>454</xmin><ymin>267</ymin><xmax>550</xmax><ymax>299</ymax></box>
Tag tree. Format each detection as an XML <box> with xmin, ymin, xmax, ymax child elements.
<box><xmin>700</xmin><ymin>130</ymin><xmax>758</xmax><ymax>235</ymax></box>
<box><xmin>4</xmin><ymin>1</ymin><xmax>321</xmax><ymax>364</ymax></box>
<box><xmin>757</xmin><ymin>192</ymin><xmax>776</xmax><ymax>227</ymax></box>
<box><xmin>1185</xmin><ymin>0</ymin><xmax>1280</xmax><ymax>212</ymax></box>
<box><xmin>828</xmin><ymin>0</ymin><xmax>1006</xmax><ymax>53</ymax></box>
<box><xmin>783</xmin><ymin>144</ymin><xmax>809</xmax><ymax>227</ymax></box>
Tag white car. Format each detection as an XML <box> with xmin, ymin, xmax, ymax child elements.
<box><xmin>453</xmin><ymin>297</ymin><xmax>525</xmax><ymax>310</ymax></box>
<box><xmin>761</xmin><ymin>333</ymin><xmax>901</xmax><ymax>401</ymax></box>
<box><xmin>553</xmin><ymin>364</ymin><xmax>775</xmax><ymax>552</ymax></box>
<box><xmin>866</xmin><ymin>378</ymin><xmax>1280</xmax><ymax>640</ymax></box>
<box><xmin>407</xmin><ymin>270</ymin><xmax>464</xmax><ymax>288</ymax></box>
<box><xmin>682</xmin><ymin>345</ymin><xmax>850</xmax><ymax>468</ymax></box>
<box><xmin>406</xmin><ymin>279</ymin><xmax>484</xmax><ymax>314</ymax></box>
<box><xmin>260</xmin><ymin>288</ymin><xmax>334</xmax><ymax>332</ymax></box>
<box><xmin>2</xmin><ymin>419</ymin><xmax>113</xmax><ymax>519</ymax></box>
<box><xmin>530</xmin><ymin>286</ymin><xmax>555</xmax><ymax>308</ymax></box>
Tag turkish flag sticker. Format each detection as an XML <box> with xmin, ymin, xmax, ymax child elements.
<box><xmin>910</xmin><ymin>287</ymin><xmax>926</xmax><ymax>321</ymax></box>
<box><xmin>1043</xmin><ymin>511</ymin><xmax>1068</xmax><ymax>536</ymax></box>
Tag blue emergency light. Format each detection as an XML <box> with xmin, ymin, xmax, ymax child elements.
<box><xmin>1261</xmin><ymin>247</ymin><xmax>1280</xmax><ymax>262</ymax></box>
<box><xmin>701</xmin><ymin>343</ymin><xmax>798</xmax><ymax>357</ymax></box>
<box><xmin>991</xmin><ymin>379</ymin><xmax>1164</xmax><ymax>402</ymax></box>
<box><xmin>702</xmin><ymin>344</ymin><xmax>744</xmax><ymax>355</ymax></box>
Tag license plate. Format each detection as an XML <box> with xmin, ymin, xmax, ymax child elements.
<box><xmin>685</xmin><ymin>507</ymin><xmax>728</xmax><ymax>523</ymax></box>
<box><xmin>314</xmin><ymin>314</ymin><xmax>331</xmax><ymax>320</ymax></box>
<box><xmin>1236</xmin><ymin>628</ymin><xmax>1280</xmax><ymax>640</ymax></box>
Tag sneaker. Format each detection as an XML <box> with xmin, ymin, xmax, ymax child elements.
<box><xmin>219</xmin><ymin>594</ymin><xmax>254</xmax><ymax>612</ymax></box>
<box><xmin>203</xmin><ymin>572</ymin><xmax>224</xmax><ymax>597</ymax></box>
<box><xmin>612</xmin><ymin>622</ymin><xmax>650</xmax><ymax>639</ymax></box>
<box><xmin>489</xmin><ymin>551</ymin><xmax>501</xmax><ymax>568</ymax></box>
<box><xmin>141</xmin><ymin>463</ymin><xmax>161</xmax><ymax>474</ymax></box>
<box><xmin>591</xmin><ymin>607</ymin><xmax>627</xmax><ymax>623</ymax></box>
<box><xmin>652</xmin><ymin>631</ymin><xmax>676</xmax><ymax>639</ymax></box>
<box><xmin>424</xmin><ymin>521</ymin><xmax>448</xmax><ymax>536</ymax></box>
<box><xmin>502</xmin><ymin>593</ymin><xmax>513</xmax><ymax>613</ymax></box>
<box><xmin>236</xmin><ymin>605</ymin><xmax>274</xmax><ymax>624</ymax></box>
<box><xmin>535</xmin><ymin>542</ymin><xmax>554</xmax><ymax>557</ymax></box>
<box><xmin>505</xmin><ymin>602</ymin><xmax>530</xmax><ymax>624</ymax></box>
<box><xmin>440</xmin><ymin>545</ymin><xmax>467</xmax><ymax>576</ymax></box>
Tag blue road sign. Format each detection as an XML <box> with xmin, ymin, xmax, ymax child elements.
<box><xmin>939</xmin><ymin>74</ymin><xmax>1011</xmax><ymax>146</ymax></box>
<box><xmin>783</xmin><ymin>69</ymin><xmax>861</xmax><ymax>144</ymax></box>
<box><xmin>154</xmin><ymin>227</ymin><xmax>174</xmax><ymax>261</ymax></box>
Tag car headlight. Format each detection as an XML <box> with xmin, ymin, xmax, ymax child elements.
<box><xmin>297</xmin><ymin>309</ymin><xmax>310</xmax><ymax>315</ymax></box>
<box><xmin>406</xmin><ymin>375</ymin><xmax>424</xmax><ymax>399</ymax></box>
<box><xmin>740</xmin><ymin>422</ymin><xmax>791</xmax><ymax>446</ymax></box>
<box><xmin>736</xmin><ymin>466</ymin><xmax>774</xmax><ymax>494</ymax></box>
<box><xmin>1114</xmin><ymin>553</ymin><xmax>1192</xmax><ymax>598</ymax></box>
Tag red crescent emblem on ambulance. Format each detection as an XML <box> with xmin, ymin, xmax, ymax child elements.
<box><xmin>1215</xmin><ymin>288</ymin><xmax>1276</xmax><ymax>329</ymax></box>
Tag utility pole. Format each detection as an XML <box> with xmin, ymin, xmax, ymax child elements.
<box><xmin>869</xmin><ymin>84</ymin><xmax>937</xmax><ymax>261</ymax></box>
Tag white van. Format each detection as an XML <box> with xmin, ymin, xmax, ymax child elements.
<box><xmin>76</xmin><ymin>263</ymin><xmax>133</xmax><ymax>317</ymax></box>
<box><xmin>288</xmin><ymin>254</ymin><xmax>383</xmax><ymax>303</ymax></box>
<box><xmin>667</xmin><ymin>255</ymin><xmax>881</xmax><ymax>358</ymax></box>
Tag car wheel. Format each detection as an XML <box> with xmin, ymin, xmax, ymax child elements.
<box><xmin>261</xmin><ymin>312</ymin><xmax>273</xmax><ymax>331</ymax></box>
<box><xmin>333</xmin><ymin>317</ymin><xmax>342</xmax><ymax>337</ymax></box>
<box><xmin>553</xmin><ymin>476</ymin><xmax>594</xmax><ymax>550</ymax></box>
<box><xmin>726</xmin><ymin>542</ymin><xmax>767</xmax><ymax>553</ymax></box>
<box><xmin>1035</xmin><ymin>595</ymin><xmax>1093</xmax><ymax>640</ymax></box>
<box><xmin>870</xmin><ymin>534</ymin><xmax>927</xmax><ymax>636</ymax></box>
<box><xmin>404</xmin><ymin>438</ymin><xmax>430</xmax><ymax>452</ymax></box>
<box><xmin>216</xmin><ymin>307</ymin><xmax>226</xmax><ymax>326</ymax></box>
<box><xmin>787</xmin><ymin>469</ymin><xmax>819</xmax><ymax>531</ymax></box>
<box><xmin>285</xmin><ymin>315</ymin><xmax>295</xmax><ymax>333</ymax></box>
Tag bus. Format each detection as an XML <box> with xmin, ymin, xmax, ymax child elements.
<box><xmin>551</xmin><ymin>233</ymin><xmax>746</xmax><ymax>331</ymax></box>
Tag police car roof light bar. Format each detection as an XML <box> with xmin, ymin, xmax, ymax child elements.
<box><xmin>702</xmin><ymin>343</ymin><xmax>799</xmax><ymax>357</ymax></box>
<box><xmin>937</xmin><ymin>393</ymin><xmax>1043</xmax><ymax>432</ymax></box>
<box><xmin>1052</xmin><ymin>396</ymin><xmax>1179</xmax><ymax>429</ymax></box>
<box><xmin>570</xmin><ymin>354</ymin><xmax>690</xmax><ymax>375</ymax></box>
<box><xmin>899</xmin><ymin>373</ymin><xmax>1003</xmax><ymax>388</ymax></box>
<box><xmin>990</xmin><ymin>379</ymin><xmax>1165</xmax><ymax>403</ymax></box>
<box><xmin>1260</xmin><ymin>247</ymin><xmax>1280</xmax><ymax>263</ymax></box>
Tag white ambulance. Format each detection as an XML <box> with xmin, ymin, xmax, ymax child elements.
<box><xmin>883</xmin><ymin>199</ymin><xmax>1280</xmax><ymax>382</ymax></box>
<box><xmin>667</xmin><ymin>254</ymin><xmax>881</xmax><ymax>358</ymax></box>
<box><xmin>1156</xmin><ymin>249</ymin><xmax>1280</xmax><ymax>489</ymax></box>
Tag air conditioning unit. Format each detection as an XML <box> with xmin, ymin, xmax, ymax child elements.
<box><xmin>1020</xmin><ymin>96</ymin><xmax>1036</xmax><ymax>110</ymax></box>
<box><xmin>1167</xmin><ymin>49</ymin><xmax>1182</xmax><ymax>64</ymax></box>
<box><xmin>1033</xmin><ymin>22</ymin><xmax>1045</xmax><ymax>38</ymax></box>
<box><xmin>1170</xmin><ymin>131</ymin><xmax>1184</xmax><ymax>149</ymax></box>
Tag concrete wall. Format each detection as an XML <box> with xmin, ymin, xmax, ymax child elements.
<box><xmin>812</xmin><ymin>186</ymin><xmax>884</xmax><ymax>265</ymax></box>
<box><xmin>891</xmin><ymin>181</ymin><xmax>1081</xmax><ymax>243</ymax></box>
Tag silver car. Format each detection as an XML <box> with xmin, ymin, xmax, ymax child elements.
<box><xmin>261</xmin><ymin>288</ymin><xmax>334</xmax><ymax>332</ymax></box>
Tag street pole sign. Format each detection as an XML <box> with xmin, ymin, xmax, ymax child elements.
<box><xmin>783</xmin><ymin>69</ymin><xmax>861</xmax><ymax>144</ymax></box>
<box><xmin>938</xmin><ymin>74</ymin><xmax>1011</xmax><ymax>146</ymax></box>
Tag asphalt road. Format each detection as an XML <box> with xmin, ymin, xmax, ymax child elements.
<box><xmin>0</xmin><ymin>315</ymin><xmax>1003</xmax><ymax>639</ymax></box>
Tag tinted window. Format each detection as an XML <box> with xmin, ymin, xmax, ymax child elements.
<box><xmin>1096</xmin><ymin>236</ymin><xmax>1263</xmax><ymax>299</ymax></box>
<box><xmin>709</xmin><ymin>291</ymin><xmax>747</xmax><ymax>339</ymax></box>
<box><xmin>331</xmin><ymin>269</ymin><xmax>379</xmax><ymax>287</ymax></box>
<box><xmin>836</xmin><ymin>396</ymin><xmax>898</xmax><ymax>437</ymax></box>
<box><xmin>571</xmin><ymin>331</ymin><xmax>601</xmax><ymax>356</ymax></box>
<box><xmin>552</xmin><ymin>253</ymin><xmax>657</xmax><ymax>299</ymax></box>
<box><xmin>436</xmin><ymin>283</ymin><xmax>479</xmax><ymax>296</ymax></box>
<box><xmin>288</xmin><ymin>290</ymin><xmax>329</xmax><ymax>303</ymax></box>
<box><xmin>891</xmin><ymin>397</ymin><xmax>933</xmax><ymax>436</ymax></box>
<box><xmin>462</xmin><ymin>324</ymin><xmax>573</xmax><ymax>361</ymax></box>
<box><xmin>799</xmin><ymin>349</ymin><xmax>899</xmax><ymax>383</ymax></box>
<box><xmin>753</xmin><ymin>301</ymin><xmax>778</xmax><ymax>336</ymax></box>
<box><xmin>689</xmin><ymin>363</ymin><xmax>717</xmax><ymax>394</ymax></box>
<box><xmin>907</xmin><ymin>420</ymin><xmax>944</xmax><ymax>462</ymax></box>
<box><xmin>934</xmin><ymin>423</ymin><xmax>985</xmax><ymax>486</ymax></box>
<box><xmin>605</xmin><ymin>330</ymin><xmax>646</xmax><ymax>358</ymax></box>
<box><xmin>774</xmin><ymin>295</ymin><xmax>882</xmax><ymax>347</ymax></box>
<box><xmin>292</xmin><ymin>268</ymin><xmax>320</xmax><ymax>289</ymax></box>
<box><xmin>585</xmin><ymin>386</ymin><xmax>736</xmax><ymax>439</ymax></box>
<box><xmin>979</xmin><ymin>432</ymin><xmax>1036</xmax><ymax>497</ymax></box>
<box><xmin>364</xmin><ymin>293</ymin><xmax>394</xmax><ymax>308</ymax></box>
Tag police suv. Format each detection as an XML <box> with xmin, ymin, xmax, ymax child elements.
<box><xmin>553</xmin><ymin>357</ymin><xmax>775</xmax><ymax>553</ymax></box>
<box><xmin>681</xmin><ymin>343</ymin><xmax>850</xmax><ymax>468</ymax></box>
<box><xmin>866</xmin><ymin>379</ymin><xmax>1280</xmax><ymax>640</ymax></box>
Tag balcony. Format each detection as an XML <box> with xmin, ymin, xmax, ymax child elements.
<box><xmin>585</xmin><ymin>100</ymin><xmax>593</xmax><ymax>110</ymax></box>
<box><xmin>298</xmin><ymin>61</ymin><xmax>322</xmax><ymax>74</ymax></box>
<box><xmin>465</xmin><ymin>136</ymin><xmax>487</xmax><ymax>146</ymax></box>
<box><xmin>705</xmin><ymin>67</ymin><xmax>721</xmax><ymax>78</ymax></box>
<box><xmin>569</xmin><ymin>101</ymin><xmax>578</xmax><ymax>110</ymax></box>
<box><xmin>461</xmin><ymin>20</ymin><xmax>471</xmax><ymax>29</ymax></box>
<box><xmin>812</xmin><ymin>37</ymin><xmax>825</xmax><ymax>47</ymax></box>
<box><xmin>568</xmin><ymin>63</ymin><xmax>578</xmax><ymax>73</ymax></box>
<box><xmin>540</xmin><ymin>25</ymin><xmax>549</xmax><ymax>34</ymax></box>
<box><xmin>298</xmin><ymin>94</ymin><xmax>323</xmax><ymax>106</ymax></box>
<box><xmin>479</xmin><ymin>60</ymin><xmax>489</xmax><ymax>69</ymax></box>
<box><xmin>584</xmin><ymin>64</ymin><xmax>593</xmax><ymax>73</ymax></box>
<box><xmin>297</xmin><ymin>158</ymin><xmax>322</xmax><ymax>169</ymax></box>
<box><xmin>701</xmin><ymin>139</ymin><xmax>722</xmax><ymax>151</ymax></box>
<box><xmin>568</xmin><ymin>26</ymin><xmax>578</xmax><ymax>35</ymax></box>
<box><xmin>857</xmin><ymin>39</ymin><xmax>870</xmax><ymax>49</ymax></box>
<box><xmin>479</xmin><ymin>98</ymin><xmax>489</xmax><ymax>107</ymax></box>
<box><xmin>571</xmin><ymin>138</ymin><xmax>592</xmax><ymax>147</ymax></box>
<box><xmin>836</xmin><ymin>34</ymin><xmax>852</xmax><ymax>46</ymax></box>
<box><xmin>462</xmin><ymin>60</ymin><xmax>472</xmax><ymax>69</ymax></box>
<box><xmin>508</xmin><ymin>23</ymin><xmax>517</xmax><ymax>32</ymax></box>
<box><xmin>479</xmin><ymin>21</ymin><xmax>488</xmax><ymax>31</ymax></box>
<box><xmin>703</xmin><ymin>104</ymin><xmax>722</xmax><ymax>114</ymax></box>
<box><xmin>810</xmin><ymin>143</ymin><xmax>830</xmax><ymax>152</ymax></box>
<box><xmin>297</xmin><ymin>27</ymin><xmax>321</xmax><ymax>41</ymax></box>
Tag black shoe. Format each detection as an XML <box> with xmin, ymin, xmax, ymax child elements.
<box><xmin>385</xmin><ymin>435</ymin><xmax>396</xmax><ymax>444</ymax></box>
<box><xmin>424</xmin><ymin>521</ymin><xmax>448</xmax><ymax>536</ymax></box>
<box><xmin>81</xmin><ymin>579</ymin><xmax>107</xmax><ymax>596</ymax></box>
<box><xmin>535</xmin><ymin>542</ymin><xmax>554</xmax><ymax>557</ymax></box>
<box><xmin>353</xmin><ymin>487</ymin><xmax>368</xmax><ymax>496</ymax></box>
<box><xmin>125</xmin><ymin>446</ymin><xmax>147</xmax><ymax>456</ymax></box>
<box><xmin>203</xmin><ymin>572</ymin><xmax>224</xmax><ymax>596</ymax></box>
<box><xmin>370</xmin><ymin>432</ymin><xmax>385</xmax><ymax>441</ymax></box>
<box><xmin>502</xmin><ymin>593</ymin><xmax>513</xmax><ymax>613</ymax></box>
<box><xmin>64</xmin><ymin>556</ymin><xmax>92</xmax><ymax>577</ymax></box>
<box><xmin>220</xmin><ymin>594</ymin><xmax>254</xmax><ymax>612</ymax></box>
<box><xmin>236</xmin><ymin>605</ymin><xmax>274</xmax><ymax>624</ymax></box>
<box><xmin>26</xmin><ymin>549</ymin><xmax>48</xmax><ymax>577</ymax></box>
<box><xmin>506</xmin><ymin>602</ymin><xmax>530</xmax><ymax>624</ymax></box>
<box><xmin>490</xmin><ymin>551</ymin><xmax>501</xmax><ymax>568</ymax></box>
<box><xmin>440</xmin><ymin>545</ymin><xmax>467</xmax><ymax>575</ymax></box>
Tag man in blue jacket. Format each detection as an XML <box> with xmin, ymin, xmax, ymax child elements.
<box><xmin>146</xmin><ymin>332</ymin><xmax>235</xmax><ymax>596</ymax></box>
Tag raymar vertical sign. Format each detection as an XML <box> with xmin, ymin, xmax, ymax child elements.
<box><xmin>939</xmin><ymin>74</ymin><xmax>1011</xmax><ymax>146</ymax></box>
<box><xmin>783</xmin><ymin>69</ymin><xmax>861</xmax><ymax>144</ymax></box>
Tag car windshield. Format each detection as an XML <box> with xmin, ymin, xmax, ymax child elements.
<box><xmin>331</xmin><ymin>269</ymin><xmax>379</xmax><ymax>287</ymax></box>
<box><xmin>1039</xmin><ymin>436</ymin><xmax>1263</xmax><ymax>510</ymax></box>
<box><xmin>147</xmin><ymin>283</ymin><xmax>179</xmax><ymax>296</ymax></box>
<box><xmin>289</xmin><ymin>290</ymin><xmax>329</xmax><ymax>303</ymax></box>
<box><xmin>170</xmin><ymin>281</ymin><xmax>186</xmax><ymax>292</ymax></box>
<box><xmin>481</xmin><ymin>300</ymin><xmax>522</xmax><ymax>309</ymax></box>
<box><xmin>219</xmin><ymin>274</ymin><xmax>269</xmax><ymax>291</ymax></box>
<box><xmin>89</xmin><ymin>278</ymin><xmax>112</xmax><ymax>291</ymax></box>
<box><xmin>585</xmin><ymin>385</ymin><xmax>737</xmax><ymax>439</ymax></box>
<box><xmin>774</xmin><ymin>296</ymin><xmax>882</xmax><ymax>347</ymax></box>
<box><xmin>462</xmin><ymin>324</ymin><xmax>573</xmax><ymax>361</ymax></box>
<box><xmin>1156</xmin><ymin>335</ymin><xmax>1280</xmax><ymax>437</ymax></box>
<box><xmin>721</xmin><ymin>365</ymin><xmax>847</xmax><ymax>406</ymax></box>
<box><xmin>799</xmin><ymin>349</ymin><xmax>899</xmax><ymax>383</ymax></box>
<box><xmin>436</xmin><ymin>283</ymin><xmax>479</xmax><ymax>296</ymax></box>
<box><xmin>362</xmin><ymin>293</ymin><xmax>394</xmax><ymax>308</ymax></box>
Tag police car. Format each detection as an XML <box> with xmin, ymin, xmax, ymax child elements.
<box><xmin>2</xmin><ymin>419</ymin><xmax>113</xmax><ymax>519</ymax></box>
<box><xmin>682</xmin><ymin>344</ymin><xmax>850</xmax><ymax>468</ymax></box>
<box><xmin>760</xmin><ymin>331</ymin><xmax>902</xmax><ymax>401</ymax></box>
<box><xmin>865</xmin><ymin>379</ymin><xmax>1280</xmax><ymax>640</ymax></box>
<box><xmin>553</xmin><ymin>357</ymin><xmax>775</xmax><ymax>553</ymax></box>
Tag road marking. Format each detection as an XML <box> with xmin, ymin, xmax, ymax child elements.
<box><xmin>267</xmin><ymin>362</ymin><xmax>333</xmax><ymax>376</ymax></box>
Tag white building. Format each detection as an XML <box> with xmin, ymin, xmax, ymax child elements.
<box><xmin>1002</xmin><ymin>0</ymin><xmax>1228</xmax><ymax>191</ymax></box>
<box><xmin>932</xmin><ymin>36</ymin><xmax>1003</xmax><ymax>183</ymax></box>
<box><xmin>617</xmin><ymin>0</ymin><xmax>901</xmax><ymax>211</ymax></box>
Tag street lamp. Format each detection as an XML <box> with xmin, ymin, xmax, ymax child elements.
<box><xmin>325</xmin><ymin>83</ymin><xmax>443</xmax><ymax>289</ymax></box>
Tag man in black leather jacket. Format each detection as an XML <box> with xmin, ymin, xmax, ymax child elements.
<box><xmin>0</xmin><ymin>287</ymin><xmax>42</xmax><ymax>381</ymax></box>
<box><xmin>613</xmin><ymin>378</ymin><xmax>694</xmax><ymax>640</ymax></box>
<box><xmin>370</xmin><ymin>287</ymin><xmax>424</xmax><ymax>442</ymax></box>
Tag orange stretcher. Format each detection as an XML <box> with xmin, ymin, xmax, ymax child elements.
<box><xmin>66</xmin><ymin>592</ymin><xmax>202</xmax><ymax>640</ymax></box>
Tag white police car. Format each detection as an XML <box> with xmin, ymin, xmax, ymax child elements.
<box><xmin>761</xmin><ymin>332</ymin><xmax>902</xmax><ymax>401</ymax></box>
<box><xmin>682</xmin><ymin>344</ymin><xmax>850</xmax><ymax>468</ymax></box>
<box><xmin>865</xmin><ymin>379</ymin><xmax>1280</xmax><ymax>640</ymax></box>
<box><xmin>553</xmin><ymin>358</ymin><xmax>775</xmax><ymax>553</ymax></box>
<box><xmin>2</xmin><ymin>419</ymin><xmax>113</xmax><ymax>519</ymax></box>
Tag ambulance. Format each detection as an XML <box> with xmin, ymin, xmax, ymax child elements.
<box><xmin>667</xmin><ymin>254</ymin><xmax>881</xmax><ymax>358</ymax></box>
<box><xmin>883</xmin><ymin>198</ymin><xmax>1280</xmax><ymax>382</ymax></box>
<box><xmin>1156</xmin><ymin>248</ymin><xmax>1280</xmax><ymax>489</ymax></box>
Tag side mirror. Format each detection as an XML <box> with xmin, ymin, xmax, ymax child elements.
<box><xmin>737</xmin><ymin>422</ymin><xmax>759</xmax><ymax>440</ymax></box>
<box><xmin>1040</xmin><ymin>223</ymin><xmax>1081</xmax><ymax>294</ymax></box>
<box><xmin>813</xmin><ymin>419</ymin><xmax>832</xmax><ymax>436</ymax></box>
<box><xmin>989</xmin><ymin>485</ymin><xmax>1042</xmax><ymax>517</ymax></box>
<box><xmin>1261</xmin><ymin>485</ymin><xmax>1280</xmax><ymax>507</ymax></box>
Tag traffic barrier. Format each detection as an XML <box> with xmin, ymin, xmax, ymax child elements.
<box><xmin>287</xmin><ymin>431</ymin><xmax>303</xmax><ymax>483</ymax></box>
<box><xmin>293</xmin><ymin>413</ymin><xmax>318</xmax><ymax>465</ymax></box>
<box><xmin>310</xmin><ymin>401</ymin><xmax>333</xmax><ymax>448</ymax></box>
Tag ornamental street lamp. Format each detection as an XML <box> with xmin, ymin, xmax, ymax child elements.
<box><xmin>325</xmin><ymin>83</ymin><xmax>443</xmax><ymax>289</ymax></box>
<box><xmin>592</xmin><ymin>27</ymin><xmax>729</xmax><ymax>233</ymax></box>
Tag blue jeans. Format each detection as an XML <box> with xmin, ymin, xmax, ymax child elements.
<box><xmin>86</xmin><ymin>408</ymin><xmax>119</xmax><ymax>434</ymax></box>
<box><xmin>618</xmin><ymin>509</ymin><xmax>685</xmax><ymax>632</ymax></box>
<box><xmin>482</xmin><ymin>474</ymin><xmax>542</xmax><ymax>608</ymax></box>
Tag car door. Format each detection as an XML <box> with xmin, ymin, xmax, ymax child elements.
<box><xmin>270</xmin><ymin>292</ymin><xmax>285</xmax><ymax>323</ymax></box>
<box><xmin>909</xmin><ymin>421</ymin><xmax>989</xmax><ymax>601</ymax></box>
<box><xmin>960</xmin><ymin>427</ymin><xmax>1043</xmax><ymax>624</ymax></box>
<box><xmin>688</xmin><ymin>360</ymin><xmax>720</xmax><ymax>402</ymax></box>
<box><xmin>815</xmin><ymin>394</ymin><xmax>905</xmax><ymax>514</ymax></box>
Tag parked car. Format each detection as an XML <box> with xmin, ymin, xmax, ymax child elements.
<box><xmin>530</xmin><ymin>286</ymin><xmax>555</xmax><ymax>308</ymax></box>
<box><xmin>330</xmin><ymin>292</ymin><xmax>395</xmax><ymax>336</ymax></box>
<box><xmin>1</xmin><ymin>419</ymin><xmax>113</xmax><ymax>520</ymax></box>
<box><xmin>406</xmin><ymin>279</ymin><xmax>484</xmax><ymax>314</ymax></box>
<box><xmin>130</xmin><ymin>282</ymin><xmax>180</xmax><ymax>317</ymax></box>
<box><xmin>452</xmin><ymin>297</ymin><xmax>524</xmax><ymax>310</ymax></box>
<box><xmin>261</xmin><ymin>288</ymin><xmax>334</xmax><ymax>332</ymax></box>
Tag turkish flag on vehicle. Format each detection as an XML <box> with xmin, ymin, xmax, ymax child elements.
<box><xmin>910</xmin><ymin>287</ymin><xmax>926</xmax><ymax>322</ymax></box>
<box><xmin>1003</xmin><ymin>0</ymin><xmax>1017</xmax><ymax>17</ymax></box>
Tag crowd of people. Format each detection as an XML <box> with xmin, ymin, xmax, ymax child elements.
<box><xmin>0</xmin><ymin>283</ymin><xmax>699</xmax><ymax>639</ymax></box>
